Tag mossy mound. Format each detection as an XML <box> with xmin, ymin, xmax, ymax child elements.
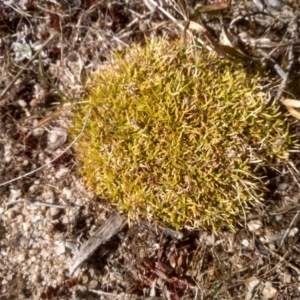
<box><xmin>72</xmin><ymin>39</ymin><xmax>295</xmax><ymax>231</ymax></box>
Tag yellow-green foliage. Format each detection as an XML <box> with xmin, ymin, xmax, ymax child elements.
<box><xmin>72</xmin><ymin>39</ymin><xmax>295</xmax><ymax>231</ymax></box>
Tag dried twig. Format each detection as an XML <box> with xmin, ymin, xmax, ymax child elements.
<box><xmin>4</xmin><ymin>198</ymin><xmax>80</xmax><ymax>209</ymax></box>
<box><xmin>69</xmin><ymin>213</ymin><xmax>128</xmax><ymax>276</ymax></box>
<box><xmin>278</xmin><ymin>211</ymin><xmax>300</xmax><ymax>250</ymax></box>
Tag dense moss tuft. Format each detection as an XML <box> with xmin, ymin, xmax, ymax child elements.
<box><xmin>72</xmin><ymin>39</ymin><xmax>295</xmax><ymax>231</ymax></box>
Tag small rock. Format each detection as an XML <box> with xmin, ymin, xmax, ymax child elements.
<box><xmin>277</xmin><ymin>182</ymin><xmax>289</xmax><ymax>191</ymax></box>
<box><xmin>49</xmin><ymin>131</ymin><xmax>59</xmax><ymax>143</ymax></box>
<box><xmin>6</xmin><ymin>273</ymin><xmax>13</xmax><ymax>281</ymax></box>
<box><xmin>242</xmin><ymin>239</ymin><xmax>250</xmax><ymax>248</ymax></box>
<box><xmin>54</xmin><ymin>241</ymin><xmax>66</xmax><ymax>255</ymax></box>
<box><xmin>17</xmin><ymin>253</ymin><xmax>26</xmax><ymax>263</ymax></box>
<box><xmin>247</xmin><ymin>277</ymin><xmax>260</xmax><ymax>291</ymax></box>
<box><xmin>288</xmin><ymin>227</ymin><xmax>299</xmax><ymax>237</ymax></box>
<box><xmin>262</xmin><ymin>282</ymin><xmax>277</xmax><ymax>299</ymax></box>
<box><xmin>32</xmin><ymin>128</ymin><xmax>44</xmax><ymax>137</ymax></box>
<box><xmin>29</xmin><ymin>99</ymin><xmax>38</xmax><ymax>107</ymax></box>
<box><xmin>63</xmin><ymin>187</ymin><xmax>73</xmax><ymax>200</ymax></box>
<box><xmin>88</xmin><ymin>279</ymin><xmax>98</xmax><ymax>289</ymax></box>
<box><xmin>81</xmin><ymin>275</ymin><xmax>89</xmax><ymax>284</ymax></box>
<box><xmin>48</xmin><ymin>129</ymin><xmax>67</xmax><ymax>150</ymax></box>
<box><xmin>88</xmin><ymin>268</ymin><xmax>95</xmax><ymax>279</ymax></box>
<box><xmin>283</xmin><ymin>272</ymin><xmax>292</xmax><ymax>284</ymax></box>
<box><xmin>65</xmin><ymin>241</ymin><xmax>77</xmax><ymax>254</ymax></box>
<box><xmin>50</xmin><ymin>207</ymin><xmax>60</xmax><ymax>217</ymax></box>
<box><xmin>247</xmin><ymin>220</ymin><xmax>262</xmax><ymax>232</ymax></box>
<box><xmin>245</xmin><ymin>291</ymin><xmax>253</xmax><ymax>300</ymax></box>
<box><xmin>10</xmin><ymin>189</ymin><xmax>22</xmax><ymax>201</ymax></box>
<box><xmin>19</xmin><ymin>237</ymin><xmax>28</xmax><ymax>247</ymax></box>
<box><xmin>18</xmin><ymin>99</ymin><xmax>27</xmax><ymax>107</ymax></box>
<box><xmin>205</xmin><ymin>234</ymin><xmax>215</xmax><ymax>246</ymax></box>
<box><xmin>55</xmin><ymin>167</ymin><xmax>69</xmax><ymax>178</ymax></box>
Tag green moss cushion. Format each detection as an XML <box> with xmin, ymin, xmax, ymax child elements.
<box><xmin>72</xmin><ymin>39</ymin><xmax>295</xmax><ymax>231</ymax></box>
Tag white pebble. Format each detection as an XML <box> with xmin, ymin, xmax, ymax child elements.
<box><xmin>62</xmin><ymin>216</ymin><xmax>69</xmax><ymax>224</ymax></box>
<box><xmin>19</xmin><ymin>237</ymin><xmax>28</xmax><ymax>247</ymax></box>
<box><xmin>262</xmin><ymin>282</ymin><xmax>277</xmax><ymax>299</ymax></box>
<box><xmin>32</xmin><ymin>128</ymin><xmax>44</xmax><ymax>137</ymax></box>
<box><xmin>22</xmin><ymin>222</ymin><xmax>31</xmax><ymax>232</ymax></box>
<box><xmin>50</xmin><ymin>207</ymin><xmax>60</xmax><ymax>217</ymax></box>
<box><xmin>88</xmin><ymin>268</ymin><xmax>95</xmax><ymax>278</ymax></box>
<box><xmin>49</xmin><ymin>131</ymin><xmax>58</xmax><ymax>143</ymax></box>
<box><xmin>288</xmin><ymin>227</ymin><xmax>299</xmax><ymax>237</ymax></box>
<box><xmin>10</xmin><ymin>189</ymin><xmax>22</xmax><ymax>201</ymax></box>
<box><xmin>6</xmin><ymin>273</ymin><xmax>13</xmax><ymax>281</ymax></box>
<box><xmin>268</xmin><ymin>243</ymin><xmax>276</xmax><ymax>251</ymax></box>
<box><xmin>81</xmin><ymin>275</ymin><xmax>89</xmax><ymax>284</ymax></box>
<box><xmin>17</xmin><ymin>253</ymin><xmax>26</xmax><ymax>263</ymax></box>
<box><xmin>241</xmin><ymin>239</ymin><xmax>250</xmax><ymax>247</ymax></box>
<box><xmin>55</xmin><ymin>167</ymin><xmax>69</xmax><ymax>178</ymax></box>
<box><xmin>30</xmin><ymin>99</ymin><xmax>38</xmax><ymax>107</ymax></box>
<box><xmin>88</xmin><ymin>279</ymin><xmax>98</xmax><ymax>289</ymax></box>
<box><xmin>22</xmin><ymin>160</ymin><xmax>29</xmax><ymax>166</ymax></box>
<box><xmin>16</xmin><ymin>214</ymin><xmax>24</xmax><ymax>223</ymax></box>
<box><xmin>65</xmin><ymin>241</ymin><xmax>77</xmax><ymax>254</ymax></box>
<box><xmin>48</xmin><ymin>129</ymin><xmax>67</xmax><ymax>150</ymax></box>
<box><xmin>247</xmin><ymin>277</ymin><xmax>260</xmax><ymax>291</ymax></box>
<box><xmin>63</xmin><ymin>187</ymin><xmax>73</xmax><ymax>200</ymax></box>
<box><xmin>18</xmin><ymin>99</ymin><xmax>27</xmax><ymax>107</ymax></box>
<box><xmin>283</xmin><ymin>272</ymin><xmax>292</xmax><ymax>283</ymax></box>
<box><xmin>55</xmin><ymin>241</ymin><xmax>66</xmax><ymax>255</ymax></box>
<box><xmin>245</xmin><ymin>291</ymin><xmax>253</xmax><ymax>300</ymax></box>
<box><xmin>247</xmin><ymin>220</ymin><xmax>262</xmax><ymax>232</ymax></box>
<box><xmin>278</xmin><ymin>183</ymin><xmax>289</xmax><ymax>191</ymax></box>
<box><xmin>10</xmin><ymin>222</ymin><xmax>18</xmax><ymax>231</ymax></box>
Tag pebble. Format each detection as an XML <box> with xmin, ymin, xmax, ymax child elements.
<box><xmin>241</xmin><ymin>239</ymin><xmax>250</xmax><ymax>247</ymax></box>
<box><xmin>262</xmin><ymin>282</ymin><xmax>277</xmax><ymax>299</ymax></box>
<box><xmin>88</xmin><ymin>279</ymin><xmax>98</xmax><ymax>289</ymax></box>
<box><xmin>247</xmin><ymin>277</ymin><xmax>260</xmax><ymax>291</ymax></box>
<box><xmin>50</xmin><ymin>207</ymin><xmax>60</xmax><ymax>217</ymax></box>
<box><xmin>18</xmin><ymin>99</ymin><xmax>27</xmax><ymax>107</ymax></box>
<box><xmin>48</xmin><ymin>129</ymin><xmax>67</xmax><ymax>150</ymax></box>
<box><xmin>247</xmin><ymin>220</ymin><xmax>262</xmax><ymax>232</ymax></box>
<box><xmin>54</xmin><ymin>241</ymin><xmax>66</xmax><ymax>256</ymax></box>
<box><xmin>277</xmin><ymin>182</ymin><xmax>289</xmax><ymax>191</ymax></box>
<box><xmin>55</xmin><ymin>167</ymin><xmax>69</xmax><ymax>178</ymax></box>
<box><xmin>63</xmin><ymin>187</ymin><xmax>73</xmax><ymax>200</ymax></box>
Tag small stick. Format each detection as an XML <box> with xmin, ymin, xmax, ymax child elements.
<box><xmin>4</xmin><ymin>198</ymin><xmax>80</xmax><ymax>209</ymax></box>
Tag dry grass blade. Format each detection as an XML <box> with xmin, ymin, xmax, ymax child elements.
<box><xmin>31</xmin><ymin>103</ymin><xmax>73</xmax><ymax>130</ymax></box>
<box><xmin>281</xmin><ymin>98</ymin><xmax>300</xmax><ymax>120</ymax></box>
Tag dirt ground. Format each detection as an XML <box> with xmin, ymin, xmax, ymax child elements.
<box><xmin>1</xmin><ymin>0</ymin><xmax>300</xmax><ymax>299</ymax></box>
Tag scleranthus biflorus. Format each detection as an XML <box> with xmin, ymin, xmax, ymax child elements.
<box><xmin>71</xmin><ymin>38</ymin><xmax>296</xmax><ymax>231</ymax></box>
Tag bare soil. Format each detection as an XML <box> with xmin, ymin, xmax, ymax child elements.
<box><xmin>1</xmin><ymin>1</ymin><xmax>300</xmax><ymax>299</ymax></box>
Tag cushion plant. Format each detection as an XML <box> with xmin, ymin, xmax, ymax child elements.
<box><xmin>71</xmin><ymin>38</ymin><xmax>296</xmax><ymax>231</ymax></box>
